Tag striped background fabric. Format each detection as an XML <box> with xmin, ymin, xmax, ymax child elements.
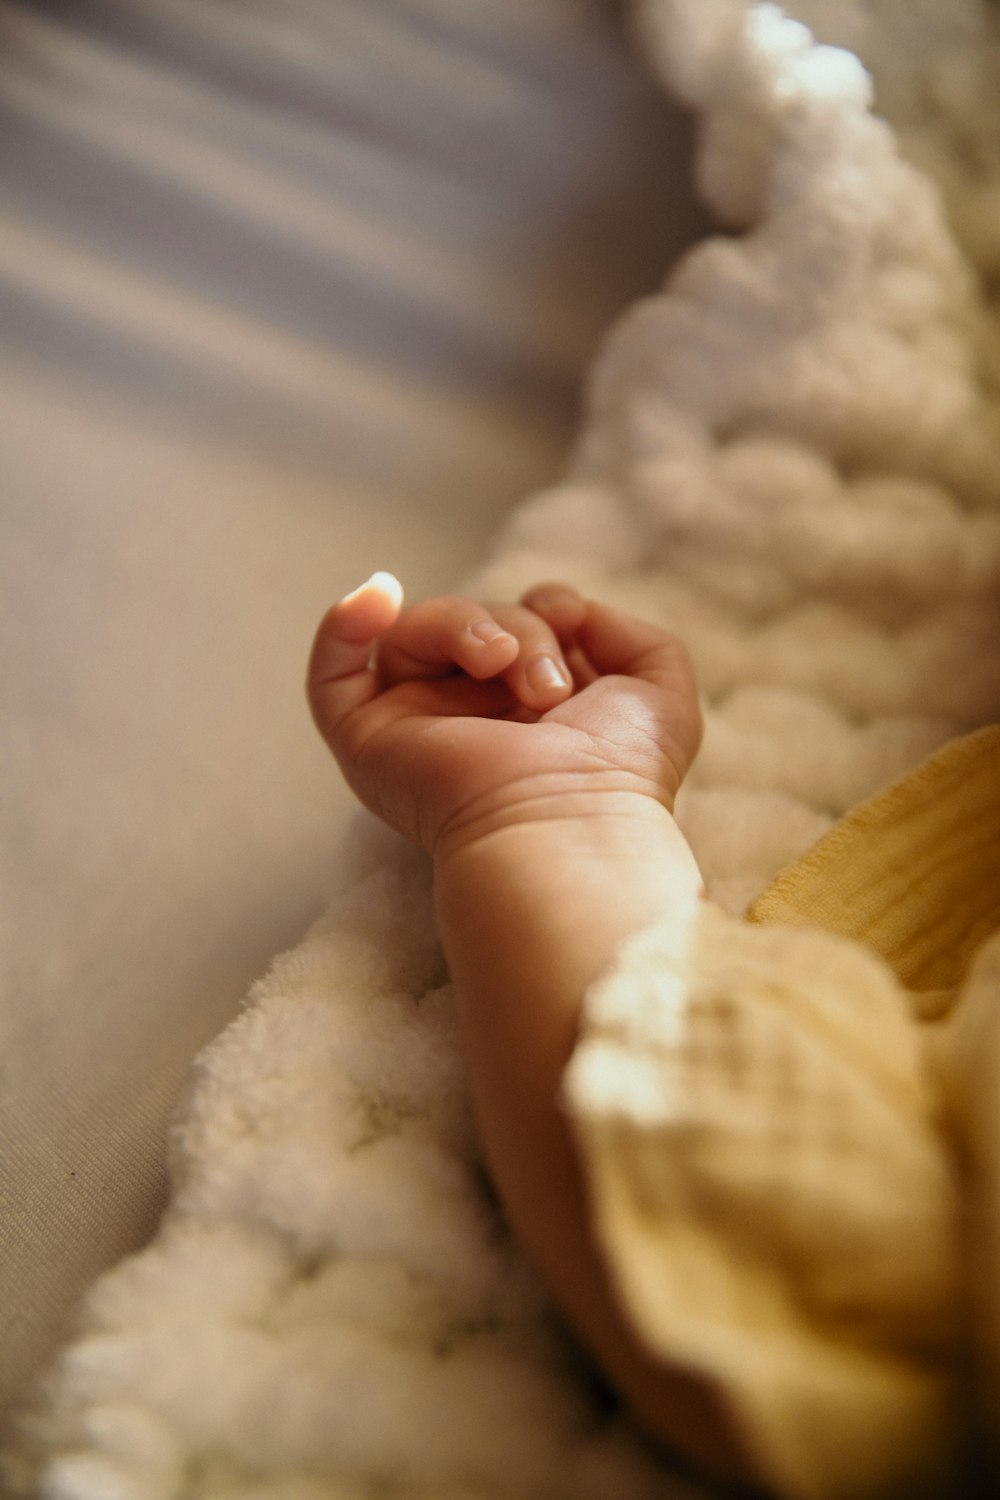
<box><xmin>0</xmin><ymin>0</ymin><xmax>702</xmax><ymax>1413</ymax></box>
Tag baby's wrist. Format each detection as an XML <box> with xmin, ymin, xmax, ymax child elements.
<box><xmin>432</xmin><ymin>777</ymin><xmax>677</xmax><ymax>868</ymax></box>
<box><xmin>432</xmin><ymin>785</ymin><xmax>704</xmax><ymax>939</ymax></box>
<box><xmin>433</xmin><ymin>785</ymin><xmax>704</xmax><ymax>1016</ymax></box>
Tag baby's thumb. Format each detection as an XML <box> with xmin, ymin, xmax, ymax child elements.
<box><xmin>307</xmin><ymin>572</ymin><xmax>403</xmax><ymax>747</ymax></box>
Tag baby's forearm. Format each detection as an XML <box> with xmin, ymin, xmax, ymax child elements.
<box><xmin>434</xmin><ymin>796</ymin><xmax>746</xmax><ymax>1479</ymax></box>
<box><xmin>435</xmin><ymin>794</ymin><xmax>700</xmax><ymax>1208</ymax></box>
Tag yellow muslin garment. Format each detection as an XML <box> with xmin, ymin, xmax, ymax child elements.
<box><xmin>565</xmin><ymin>726</ymin><xmax>1000</xmax><ymax>1500</ymax></box>
<box><xmin>746</xmin><ymin>725</ymin><xmax>1000</xmax><ymax>1008</ymax></box>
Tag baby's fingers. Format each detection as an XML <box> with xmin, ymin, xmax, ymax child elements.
<box><xmin>376</xmin><ymin>596</ymin><xmax>521</xmax><ymax>688</ymax></box>
<box><xmin>519</xmin><ymin>582</ymin><xmax>597</xmax><ymax>690</ymax></box>
<box><xmin>487</xmin><ymin>602</ymin><xmax>575</xmax><ymax>711</ymax></box>
<box><xmin>307</xmin><ymin>572</ymin><xmax>404</xmax><ymax>744</ymax></box>
<box><xmin>577</xmin><ymin>599</ymin><xmax>703</xmax><ymax>777</ymax></box>
<box><xmin>519</xmin><ymin>581</ymin><xmax>586</xmax><ymax>644</ymax></box>
<box><xmin>576</xmin><ymin>599</ymin><xmax>695</xmax><ymax>693</ymax></box>
<box><xmin>377</xmin><ymin>593</ymin><xmax>576</xmax><ymax>712</ymax></box>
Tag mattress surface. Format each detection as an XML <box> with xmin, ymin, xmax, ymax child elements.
<box><xmin>0</xmin><ymin>0</ymin><xmax>703</xmax><ymax>1413</ymax></box>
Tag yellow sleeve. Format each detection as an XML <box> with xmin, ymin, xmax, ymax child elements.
<box><xmin>563</xmin><ymin>901</ymin><xmax>963</xmax><ymax>1500</ymax></box>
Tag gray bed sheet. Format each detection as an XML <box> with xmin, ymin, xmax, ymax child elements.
<box><xmin>0</xmin><ymin>0</ymin><xmax>704</xmax><ymax>1413</ymax></box>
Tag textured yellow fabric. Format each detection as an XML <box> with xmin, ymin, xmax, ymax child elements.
<box><xmin>567</xmin><ymin>728</ymin><xmax>1000</xmax><ymax>1499</ymax></box>
<box><xmin>746</xmin><ymin>725</ymin><xmax>1000</xmax><ymax>998</ymax></box>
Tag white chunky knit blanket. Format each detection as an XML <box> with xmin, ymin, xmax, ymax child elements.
<box><xmin>8</xmin><ymin>2</ymin><xmax>1000</xmax><ymax>1496</ymax></box>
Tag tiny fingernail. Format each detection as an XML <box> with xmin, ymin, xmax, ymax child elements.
<box><xmin>340</xmin><ymin>572</ymin><xmax>403</xmax><ymax>607</ymax></box>
<box><xmin>470</xmin><ymin>619</ymin><xmax>513</xmax><ymax>646</ymax></box>
<box><xmin>527</xmin><ymin>654</ymin><xmax>571</xmax><ymax>693</ymax></box>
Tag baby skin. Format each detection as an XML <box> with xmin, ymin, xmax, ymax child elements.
<box><xmin>307</xmin><ymin>574</ymin><xmax>748</xmax><ymax>1484</ymax></box>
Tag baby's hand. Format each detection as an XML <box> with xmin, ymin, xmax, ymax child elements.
<box><xmin>307</xmin><ymin>574</ymin><xmax>701</xmax><ymax>857</ymax></box>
